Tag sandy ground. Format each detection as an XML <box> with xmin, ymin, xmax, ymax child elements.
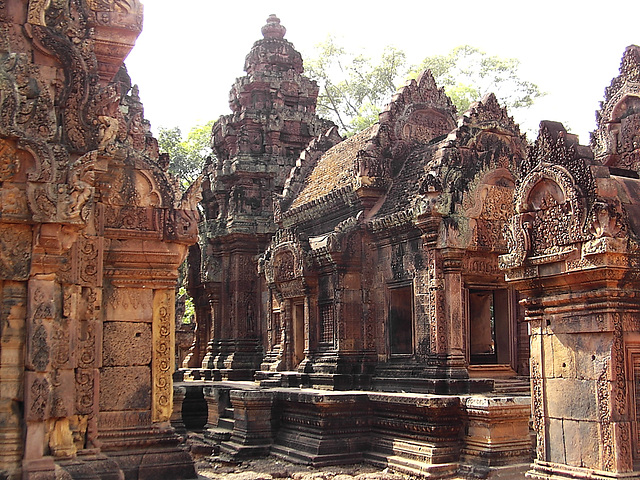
<box><xmin>194</xmin><ymin>455</ymin><xmax>414</xmax><ymax>480</ymax></box>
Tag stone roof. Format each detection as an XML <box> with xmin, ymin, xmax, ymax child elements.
<box><xmin>288</xmin><ymin>126</ymin><xmax>376</xmax><ymax>210</ymax></box>
<box><xmin>374</xmin><ymin>143</ymin><xmax>439</xmax><ymax>219</ymax></box>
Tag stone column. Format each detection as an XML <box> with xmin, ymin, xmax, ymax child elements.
<box><xmin>99</xmin><ymin>239</ymin><xmax>196</xmax><ymax>480</ymax></box>
<box><xmin>505</xmin><ymin>238</ymin><xmax>638</xmax><ymax>478</ymax></box>
<box><xmin>441</xmin><ymin>248</ymin><xmax>467</xmax><ymax>378</ymax></box>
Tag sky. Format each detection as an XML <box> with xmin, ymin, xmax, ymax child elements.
<box><xmin>125</xmin><ymin>1</ymin><xmax>640</xmax><ymax>144</ymax></box>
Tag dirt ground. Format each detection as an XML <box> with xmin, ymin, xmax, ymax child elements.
<box><xmin>194</xmin><ymin>455</ymin><xmax>415</xmax><ymax>480</ymax></box>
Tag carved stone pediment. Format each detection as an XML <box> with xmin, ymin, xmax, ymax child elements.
<box><xmin>261</xmin><ymin>228</ymin><xmax>311</xmax><ymax>288</ymax></box>
<box><xmin>501</xmin><ymin>162</ymin><xmax>587</xmax><ymax>269</ymax></box>
<box><xmin>592</xmin><ymin>45</ymin><xmax>640</xmax><ymax>171</ymax></box>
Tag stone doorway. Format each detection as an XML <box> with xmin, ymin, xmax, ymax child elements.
<box><xmin>468</xmin><ymin>289</ymin><xmax>511</xmax><ymax>365</ymax></box>
<box><xmin>291</xmin><ymin>300</ymin><xmax>305</xmax><ymax>368</ymax></box>
<box><xmin>389</xmin><ymin>285</ymin><xmax>413</xmax><ymax>355</ymax></box>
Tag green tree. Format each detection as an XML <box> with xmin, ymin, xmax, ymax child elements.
<box><xmin>305</xmin><ymin>42</ymin><xmax>544</xmax><ymax>136</ymax></box>
<box><xmin>411</xmin><ymin>45</ymin><xmax>545</xmax><ymax>114</ymax></box>
<box><xmin>305</xmin><ymin>37</ymin><xmax>409</xmax><ymax>136</ymax></box>
<box><xmin>157</xmin><ymin>120</ymin><xmax>215</xmax><ymax>186</ymax></box>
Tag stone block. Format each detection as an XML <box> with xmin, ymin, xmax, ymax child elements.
<box><xmin>580</xmin><ymin>420</ymin><xmax>600</xmax><ymax>470</ymax></box>
<box><xmin>99</xmin><ymin>366</ymin><xmax>150</xmax><ymax>411</ymax></box>
<box><xmin>50</xmin><ymin>369</ymin><xmax>75</xmax><ymax>418</ymax></box>
<box><xmin>562</xmin><ymin>419</ymin><xmax>582</xmax><ymax>468</ymax></box>
<box><xmin>104</xmin><ymin>288</ymin><xmax>153</xmax><ymax>322</ymax></box>
<box><xmin>98</xmin><ymin>411</ymin><xmax>151</xmax><ymax>432</ymax></box>
<box><xmin>24</xmin><ymin>372</ymin><xmax>51</xmax><ymax>422</ymax></box>
<box><xmin>541</xmin><ymin>333</ymin><xmax>554</xmax><ymax>379</ymax></box>
<box><xmin>573</xmin><ymin>333</ymin><xmax>612</xmax><ymax>381</ymax></box>
<box><xmin>461</xmin><ymin>395</ymin><xmax>532</xmax><ymax>468</ymax></box>
<box><xmin>551</xmin><ymin>333</ymin><xmax>576</xmax><ymax>379</ymax></box>
<box><xmin>547</xmin><ymin>418</ymin><xmax>565</xmax><ymax>465</ymax></box>
<box><xmin>545</xmin><ymin>378</ymin><xmax>597</xmax><ymax>421</ymax></box>
<box><xmin>102</xmin><ymin>322</ymin><xmax>152</xmax><ymax>367</ymax></box>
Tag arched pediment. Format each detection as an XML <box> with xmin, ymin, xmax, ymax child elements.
<box><xmin>502</xmin><ymin>164</ymin><xmax>587</xmax><ymax>268</ymax></box>
<box><xmin>262</xmin><ymin>229</ymin><xmax>311</xmax><ymax>292</ymax></box>
<box><xmin>463</xmin><ymin>168</ymin><xmax>516</xmax><ymax>251</ymax></box>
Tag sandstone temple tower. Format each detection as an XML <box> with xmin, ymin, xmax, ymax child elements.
<box><xmin>188</xmin><ymin>15</ymin><xmax>333</xmax><ymax>378</ymax></box>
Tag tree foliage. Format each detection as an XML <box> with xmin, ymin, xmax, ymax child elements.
<box><xmin>305</xmin><ymin>36</ymin><xmax>410</xmax><ymax>136</ymax></box>
<box><xmin>305</xmin><ymin>41</ymin><xmax>544</xmax><ymax>136</ymax></box>
<box><xmin>157</xmin><ymin>120</ymin><xmax>215</xmax><ymax>186</ymax></box>
<box><xmin>410</xmin><ymin>45</ymin><xmax>545</xmax><ymax>114</ymax></box>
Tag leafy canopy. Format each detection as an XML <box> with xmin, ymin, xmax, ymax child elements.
<box><xmin>410</xmin><ymin>45</ymin><xmax>545</xmax><ymax>114</ymax></box>
<box><xmin>305</xmin><ymin>40</ymin><xmax>544</xmax><ymax>136</ymax></box>
<box><xmin>157</xmin><ymin>120</ymin><xmax>215</xmax><ymax>187</ymax></box>
<box><xmin>304</xmin><ymin>36</ymin><xmax>410</xmax><ymax>136</ymax></box>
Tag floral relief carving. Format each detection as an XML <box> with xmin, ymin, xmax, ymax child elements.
<box><xmin>501</xmin><ymin>162</ymin><xmax>587</xmax><ymax>268</ymax></box>
<box><xmin>31</xmin><ymin>323</ymin><xmax>50</xmax><ymax>371</ymax></box>
<box><xmin>0</xmin><ymin>223</ymin><xmax>32</xmax><ymax>280</ymax></box>
<box><xmin>29</xmin><ymin>377</ymin><xmax>50</xmax><ymax>420</ymax></box>
<box><xmin>597</xmin><ymin>359</ymin><xmax>614</xmax><ymax>471</ymax></box>
<box><xmin>75</xmin><ymin>368</ymin><xmax>94</xmax><ymax>415</ymax></box>
<box><xmin>530</xmin><ymin>358</ymin><xmax>545</xmax><ymax>461</ymax></box>
<box><xmin>152</xmin><ymin>289</ymin><xmax>173</xmax><ymax>423</ymax></box>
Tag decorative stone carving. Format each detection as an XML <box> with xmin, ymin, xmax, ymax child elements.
<box><xmin>0</xmin><ymin>2</ymin><xmax>197</xmax><ymax>478</ymax></box>
<box><xmin>152</xmin><ymin>289</ymin><xmax>174</xmax><ymax>423</ymax></box>
<box><xmin>502</xmin><ymin>48</ymin><xmax>640</xmax><ymax>479</ymax></box>
<box><xmin>191</xmin><ymin>15</ymin><xmax>333</xmax><ymax>377</ymax></box>
<box><xmin>592</xmin><ymin>45</ymin><xmax>640</xmax><ymax>171</ymax></box>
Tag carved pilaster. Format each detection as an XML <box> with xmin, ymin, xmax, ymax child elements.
<box><xmin>0</xmin><ymin>281</ymin><xmax>27</xmax><ymax>478</ymax></box>
<box><xmin>152</xmin><ymin>289</ymin><xmax>174</xmax><ymax>423</ymax></box>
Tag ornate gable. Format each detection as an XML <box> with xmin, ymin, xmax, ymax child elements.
<box><xmin>524</xmin><ymin>121</ymin><xmax>595</xmax><ymax>198</ymax></box>
<box><xmin>501</xmin><ymin>122</ymin><xmax>595</xmax><ymax>268</ymax></box>
<box><xmin>369</xmin><ymin>70</ymin><xmax>457</xmax><ymax>179</ymax></box>
<box><xmin>592</xmin><ymin>45</ymin><xmax>640</xmax><ymax>170</ymax></box>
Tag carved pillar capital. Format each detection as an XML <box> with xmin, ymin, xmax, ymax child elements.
<box><xmin>441</xmin><ymin>248</ymin><xmax>464</xmax><ymax>273</ymax></box>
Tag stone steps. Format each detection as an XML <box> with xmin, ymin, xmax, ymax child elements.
<box><xmin>217</xmin><ymin>406</ymin><xmax>235</xmax><ymax>430</ymax></box>
<box><xmin>204</xmin><ymin>427</ymin><xmax>232</xmax><ymax>443</ymax></box>
<box><xmin>492</xmin><ymin>377</ymin><xmax>530</xmax><ymax>395</ymax></box>
<box><xmin>186</xmin><ymin>432</ymin><xmax>220</xmax><ymax>457</ymax></box>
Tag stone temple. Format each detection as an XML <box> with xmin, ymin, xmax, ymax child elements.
<box><xmin>1</xmin><ymin>2</ymin><xmax>640</xmax><ymax>479</ymax></box>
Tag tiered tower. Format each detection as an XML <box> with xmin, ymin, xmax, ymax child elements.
<box><xmin>189</xmin><ymin>15</ymin><xmax>333</xmax><ymax>378</ymax></box>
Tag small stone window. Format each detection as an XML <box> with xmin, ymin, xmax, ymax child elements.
<box><xmin>319</xmin><ymin>302</ymin><xmax>335</xmax><ymax>346</ymax></box>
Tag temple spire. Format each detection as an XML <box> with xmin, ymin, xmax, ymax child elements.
<box><xmin>261</xmin><ymin>14</ymin><xmax>286</xmax><ymax>39</ymax></box>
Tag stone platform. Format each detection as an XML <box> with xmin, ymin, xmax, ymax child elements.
<box><xmin>174</xmin><ymin>381</ymin><xmax>532</xmax><ymax>479</ymax></box>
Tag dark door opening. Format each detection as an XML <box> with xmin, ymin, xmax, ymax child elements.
<box><xmin>469</xmin><ymin>289</ymin><xmax>510</xmax><ymax>365</ymax></box>
<box><xmin>389</xmin><ymin>286</ymin><xmax>413</xmax><ymax>355</ymax></box>
<box><xmin>292</xmin><ymin>301</ymin><xmax>305</xmax><ymax>368</ymax></box>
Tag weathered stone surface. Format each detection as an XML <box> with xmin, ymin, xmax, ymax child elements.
<box><xmin>0</xmin><ymin>2</ymin><xmax>199</xmax><ymax>477</ymax></box>
<box><xmin>502</xmin><ymin>48</ymin><xmax>640</xmax><ymax>479</ymax></box>
<box><xmin>104</xmin><ymin>288</ymin><xmax>154</xmax><ymax>323</ymax></box>
<box><xmin>102</xmin><ymin>322</ymin><xmax>152</xmax><ymax>366</ymax></box>
<box><xmin>99</xmin><ymin>366</ymin><xmax>151</xmax><ymax>411</ymax></box>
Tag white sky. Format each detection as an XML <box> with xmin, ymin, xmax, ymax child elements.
<box><xmin>125</xmin><ymin>1</ymin><xmax>640</xmax><ymax>144</ymax></box>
